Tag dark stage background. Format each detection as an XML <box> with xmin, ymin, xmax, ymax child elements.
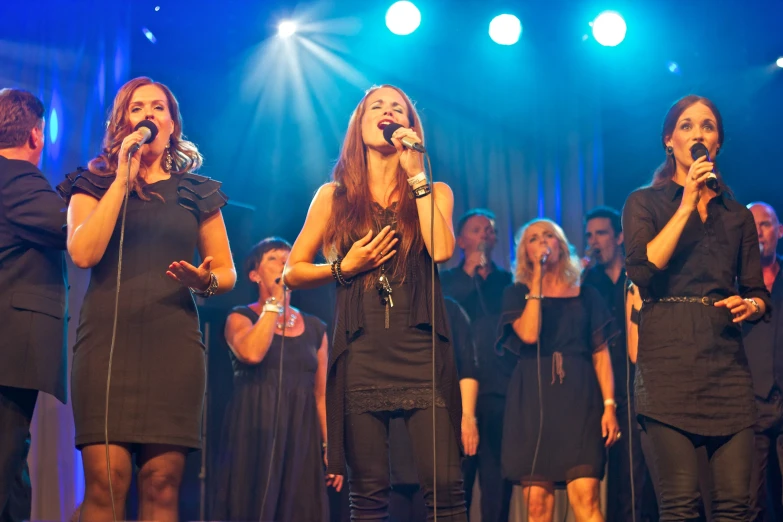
<box><xmin>2</xmin><ymin>0</ymin><xmax>782</xmax><ymax>520</ymax></box>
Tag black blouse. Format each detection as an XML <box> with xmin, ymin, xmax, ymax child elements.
<box><xmin>622</xmin><ymin>180</ymin><xmax>771</xmax><ymax>435</ymax></box>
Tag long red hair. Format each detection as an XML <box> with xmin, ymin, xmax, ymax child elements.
<box><xmin>88</xmin><ymin>77</ymin><xmax>203</xmax><ymax>200</ymax></box>
<box><xmin>323</xmin><ymin>85</ymin><xmax>425</xmax><ymax>285</ymax></box>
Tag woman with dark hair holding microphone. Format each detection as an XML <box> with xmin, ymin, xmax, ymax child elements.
<box><xmin>622</xmin><ymin>94</ymin><xmax>771</xmax><ymax>520</ymax></box>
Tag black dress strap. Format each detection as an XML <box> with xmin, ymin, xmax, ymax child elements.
<box><xmin>56</xmin><ymin>168</ymin><xmax>115</xmax><ymax>202</ymax></box>
<box><xmin>177</xmin><ymin>173</ymin><xmax>228</xmax><ymax>220</ymax></box>
<box><xmin>229</xmin><ymin>305</ymin><xmax>259</xmax><ymax>323</ymax></box>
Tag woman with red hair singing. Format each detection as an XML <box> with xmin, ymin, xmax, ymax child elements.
<box><xmin>284</xmin><ymin>85</ymin><xmax>467</xmax><ymax>520</ymax></box>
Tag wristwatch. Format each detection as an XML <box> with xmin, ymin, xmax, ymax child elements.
<box><xmin>745</xmin><ymin>298</ymin><xmax>760</xmax><ymax>315</ymax></box>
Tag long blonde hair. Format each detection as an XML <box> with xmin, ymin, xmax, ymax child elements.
<box><xmin>88</xmin><ymin>77</ymin><xmax>203</xmax><ymax>200</ymax></box>
<box><xmin>513</xmin><ymin>218</ymin><xmax>582</xmax><ymax>287</ymax></box>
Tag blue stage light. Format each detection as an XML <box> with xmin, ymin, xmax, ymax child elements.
<box><xmin>49</xmin><ymin>108</ymin><xmax>58</xmax><ymax>145</ymax></box>
<box><xmin>141</xmin><ymin>27</ymin><xmax>157</xmax><ymax>44</ymax></box>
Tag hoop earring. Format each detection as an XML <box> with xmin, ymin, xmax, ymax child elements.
<box><xmin>164</xmin><ymin>141</ymin><xmax>173</xmax><ymax>171</ymax></box>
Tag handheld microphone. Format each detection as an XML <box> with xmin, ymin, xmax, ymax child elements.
<box><xmin>760</xmin><ymin>244</ymin><xmax>765</xmax><ymax>256</ymax></box>
<box><xmin>129</xmin><ymin>120</ymin><xmax>159</xmax><ymax>154</ymax></box>
<box><xmin>382</xmin><ymin>122</ymin><xmax>427</xmax><ymax>153</ymax></box>
<box><xmin>540</xmin><ymin>248</ymin><xmax>551</xmax><ymax>265</ymax></box>
<box><xmin>477</xmin><ymin>240</ymin><xmax>489</xmax><ymax>268</ymax></box>
<box><xmin>689</xmin><ymin>143</ymin><xmax>719</xmax><ymax>191</ymax></box>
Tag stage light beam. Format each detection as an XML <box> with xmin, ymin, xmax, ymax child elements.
<box><xmin>776</xmin><ymin>57</ymin><xmax>783</xmax><ymax>68</ymax></box>
<box><xmin>488</xmin><ymin>14</ymin><xmax>522</xmax><ymax>46</ymax></box>
<box><xmin>386</xmin><ymin>1</ymin><xmax>421</xmax><ymax>36</ymax></box>
<box><xmin>278</xmin><ymin>21</ymin><xmax>297</xmax><ymax>38</ymax></box>
<box><xmin>591</xmin><ymin>11</ymin><xmax>626</xmax><ymax>47</ymax></box>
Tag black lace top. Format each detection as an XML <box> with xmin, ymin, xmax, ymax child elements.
<box><xmin>325</xmin><ymin>201</ymin><xmax>462</xmax><ymax>475</ymax></box>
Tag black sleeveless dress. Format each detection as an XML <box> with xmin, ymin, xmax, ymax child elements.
<box><xmin>497</xmin><ymin>283</ymin><xmax>615</xmax><ymax>485</ymax></box>
<box><xmin>212</xmin><ymin>307</ymin><xmax>329</xmax><ymax>521</ymax></box>
<box><xmin>57</xmin><ymin>168</ymin><xmax>227</xmax><ymax>449</ymax></box>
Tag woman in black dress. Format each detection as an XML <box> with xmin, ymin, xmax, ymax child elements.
<box><xmin>284</xmin><ymin>85</ymin><xmax>467</xmax><ymax>520</ymax></box>
<box><xmin>497</xmin><ymin>218</ymin><xmax>619</xmax><ymax>522</ymax></box>
<box><xmin>213</xmin><ymin>237</ymin><xmax>343</xmax><ymax>520</ymax></box>
<box><xmin>622</xmin><ymin>95</ymin><xmax>771</xmax><ymax>521</ymax></box>
<box><xmin>58</xmin><ymin>77</ymin><xmax>236</xmax><ymax>522</ymax></box>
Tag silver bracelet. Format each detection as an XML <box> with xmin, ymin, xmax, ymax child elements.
<box><xmin>262</xmin><ymin>303</ymin><xmax>283</xmax><ymax>314</ymax></box>
<box><xmin>524</xmin><ymin>294</ymin><xmax>544</xmax><ymax>300</ymax></box>
<box><xmin>191</xmin><ymin>272</ymin><xmax>218</xmax><ymax>298</ymax></box>
<box><xmin>263</xmin><ymin>296</ymin><xmax>284</xmax><ymax>315</ymax></box>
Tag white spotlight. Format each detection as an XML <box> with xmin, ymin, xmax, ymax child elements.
<box><xmin>489</xmin><ymin>14</ymin><xmax>522</xmax><ymax>46</ymax></box>
<box><xmin>278</xmin><ymin>20</ymin><xmax>297</xmax><ymax>38</ymax></box>
<box><xmin>592</xmin><ymin>11</ymin><xmax>626</xmax><ymax>47</ymax></box>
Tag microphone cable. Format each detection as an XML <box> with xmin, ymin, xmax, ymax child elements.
<box><xmin>259</xmin><ymin>283</ymin><xmax>290</xmax><ymax>521</ymax></box>
<box><xmin>424</xmin><ymin>152</ymin><xmax>439</xmax><ymax>522</ymax></box>
<box><xmin>93</xmin><ymin>152</ymin><xmax>134</xmax><ymax>522</ymax></box>
<box><xmin>525</xmin><ymin>259</ymin><xmax>545</xmax><ymax>522</ymax></box>
<box><xmin>623</xmin><ymin>275</ymin><xmax>637</xmax><ymax>522</ymax></box>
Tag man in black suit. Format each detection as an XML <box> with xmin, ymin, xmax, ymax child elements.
<box><xmin>0</xmin><ymin>88</ymin><xmax>68</xmax><ymax>522</ymax></box>
<box><xmin>745</xmin><ymin>202</ymin><xmax>783</xmax><ymax>522</ymax></box>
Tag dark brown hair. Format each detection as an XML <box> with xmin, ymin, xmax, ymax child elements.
<box><xmin>0</xmin><ymin>88</ymin><xmax>44</xmax><ymax>149</ymax></box>
<box><xmin>651</xmin><ymin>95</ymin><xmax>726</xmax><ymax>189</ymax></box>
<box><xmin>88</xmin><ymin>77</ymin><xmax>203</xmax><ymax>200</ymax></box>
<box><xmin>244</xmin><ymin>237</ymin><xmax>292</xmax><ymax>279</ymax></box>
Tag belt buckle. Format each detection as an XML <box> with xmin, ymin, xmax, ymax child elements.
<box><xmin>701</xmin><ymin>296</ymin><xmax>711</xmax><ymax>306</ymax></box>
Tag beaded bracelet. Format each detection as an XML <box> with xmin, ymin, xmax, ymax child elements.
<box><xmin>330</xmin><ymin>258</ymin><xmax>353</xmax><ymax>286</ymax></box>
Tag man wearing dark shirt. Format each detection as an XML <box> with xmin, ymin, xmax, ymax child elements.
<box><xmin>745</xmin><ymin>202</ymin><xmax>783</xmax><ymax>522</ymax></box>
<box><xmin>582</xmin><ymin>206</ymin><xmax>650</xmax><ymax>522</ymax></box>
<box><xmin>440</xmin><ymin>208</ymin><xmax>512</xmax><ymax>522</ymax></box>
<box><xmin>0</xmin><ymin>89</ymin><xmax>68</xmax><ymax>522</ymax></box>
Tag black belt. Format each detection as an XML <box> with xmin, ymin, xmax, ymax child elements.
<box><xmin>643</xmin><ymin>296</ymin><xmax>719</xmax><ymax>306</ymax></box>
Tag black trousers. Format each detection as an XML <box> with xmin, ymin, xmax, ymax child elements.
<box><xmin>462</xmin><ymin>395</ymin><xmax>512</xmax><ymax>522</ymax></box>
<box><xmin>607</xmin><ymin>396</ymin><xmax>652</xmax><ymax>522</ymax></box>
<box><xmin>345</xmin><ymin>407</ymin><xmax>467</xmax><ymax>521</ymax></box>
<box><xmin>643</xmin><ymin>416</ymin><xmax>754</xmax><ymax>522</ymax></box>
<box><xmin>0</xmin><ymin>386</ymin><xmax>38</xmax><ymax>522</ymax></box>
<box><xmin>749</xmin><ymin>390</ymin><xmax>783</xmax><ymax>522</ymax></box>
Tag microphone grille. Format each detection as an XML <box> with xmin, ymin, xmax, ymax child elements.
<box><xmin>690</xmin><ymin>142</ymin><xmax>709</xmax><ymax>160</ymax></box>
<box><xmin>134</xmin><ymin>120</ymin><xmax>159</xmax><ymax>142</ymax></box>
<box><xmin>382</xmin><ymin>122</ymin><xmax>404</xmax><ymax>146</ymax></box>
